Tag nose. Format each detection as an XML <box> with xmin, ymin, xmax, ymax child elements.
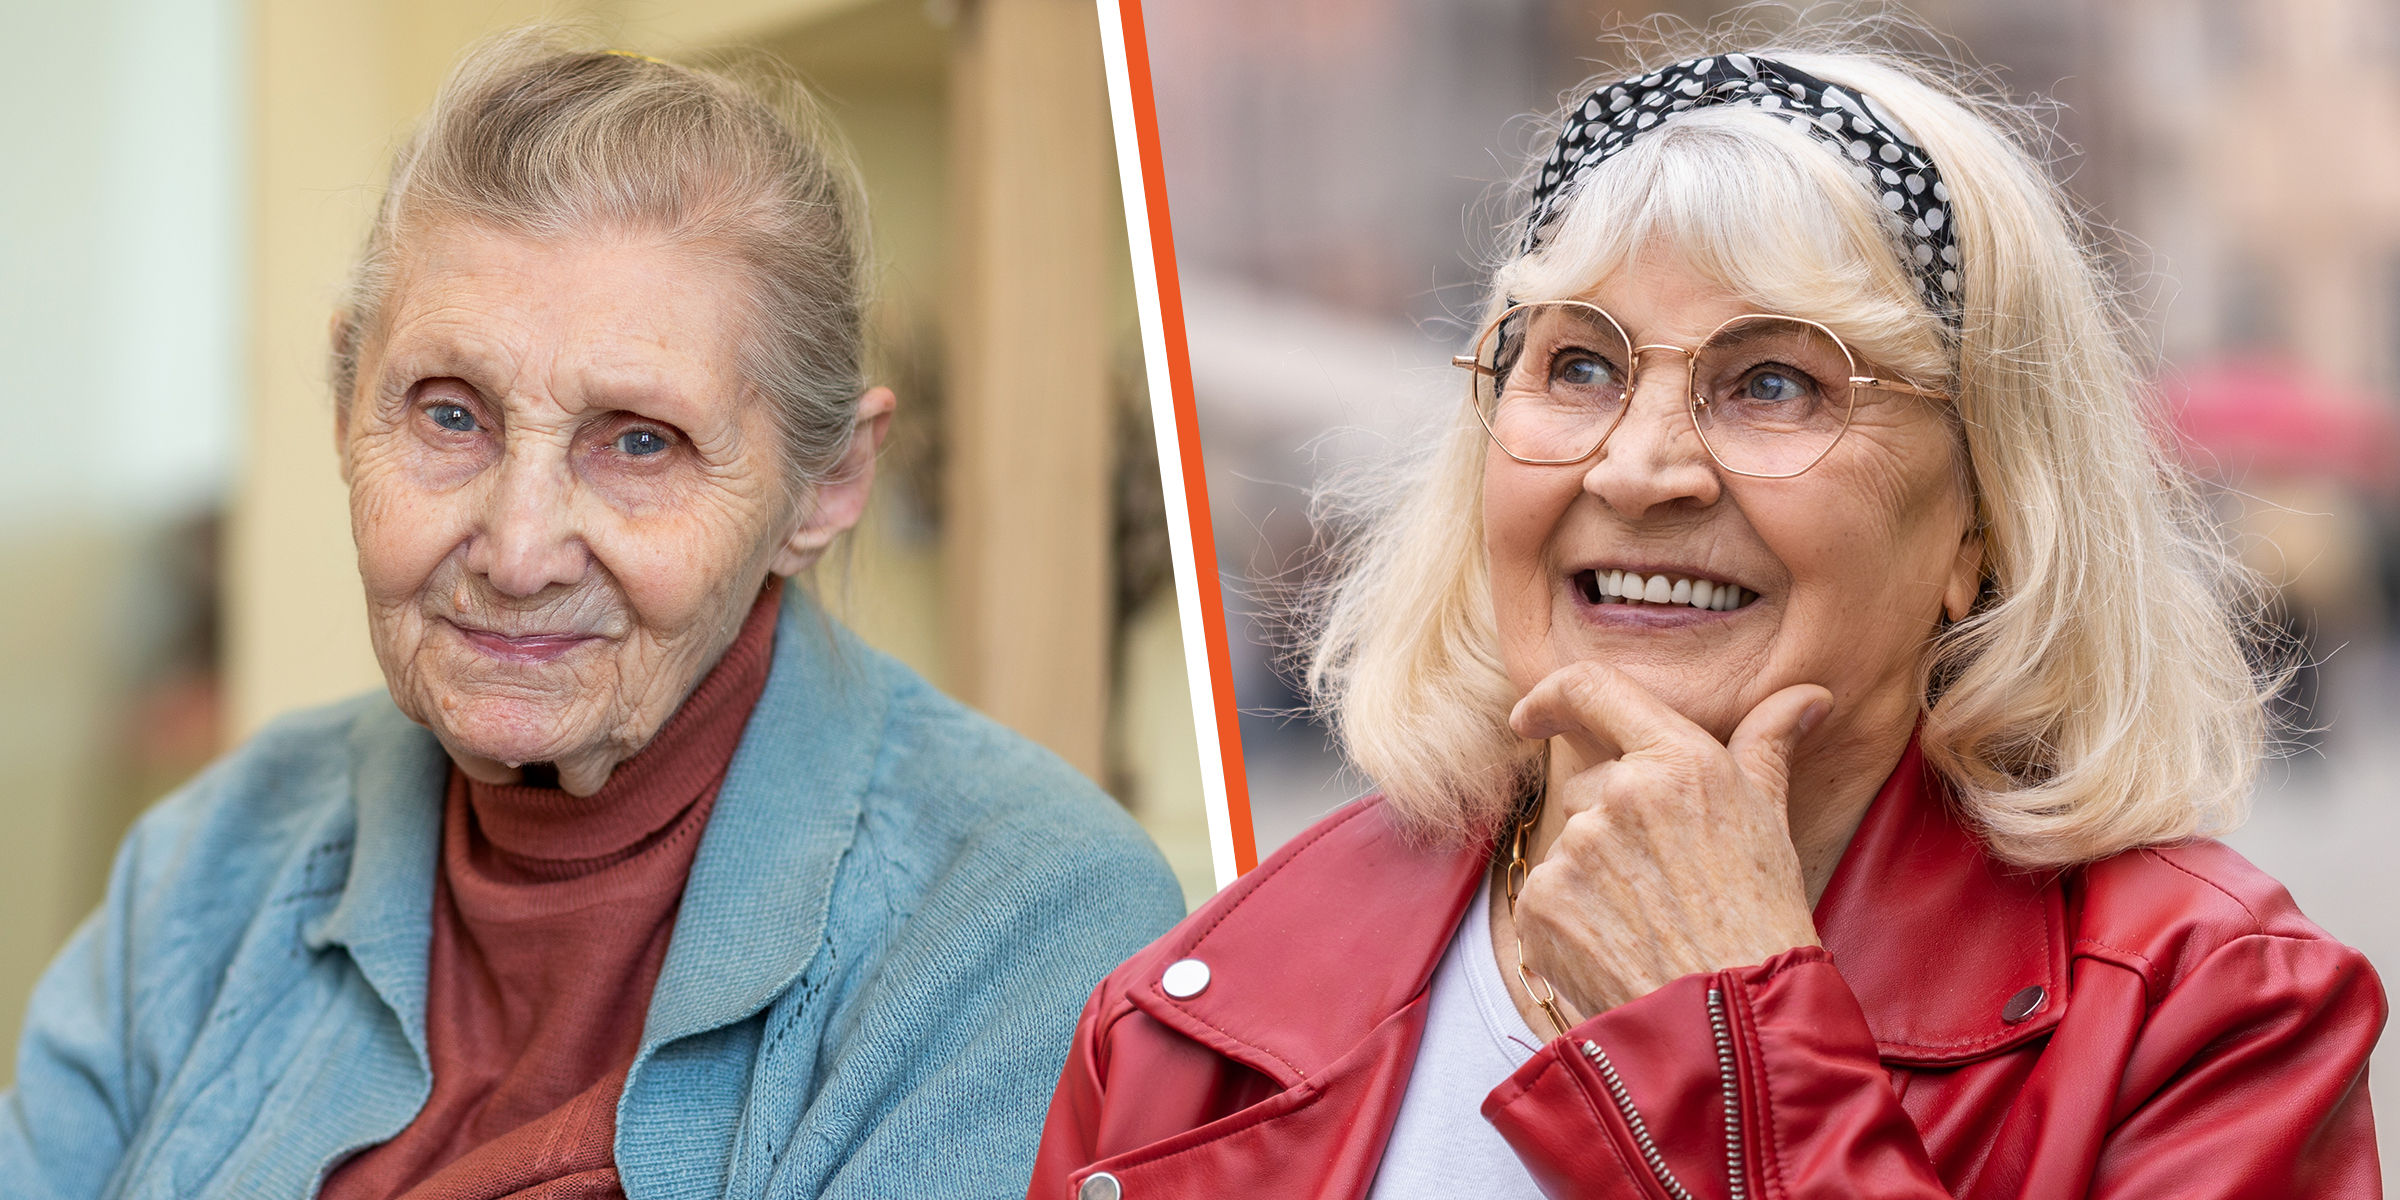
<box><xmin>1582</xmin><ymin>348</ymin><xmax>1722</xmax><ymax>518</ymax></box>
<box><xmin>465</xmin><ymin>434</ymin><xmax>592</xmax><ymax>598</ymax></box>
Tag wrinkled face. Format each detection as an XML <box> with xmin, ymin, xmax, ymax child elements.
<box><xmin>1484</xmin><ymin>249</ymin><xmax>1981</xmax><ymax>752</ymax></box>
<box><xmin>341</xmin><ymin>225</ymin><xmax>804</xmax><ymax>788</ymax></box>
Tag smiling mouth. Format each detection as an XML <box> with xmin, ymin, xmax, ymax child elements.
<box><xmin>452</xmin><ymin>622</ymin><xmax>603</xmax><ymax>663</ymax></box>
<box><xmin>1574</xmin><ymin>568</ymin><xmax>1756</xmax><ymax>612</ymax></box>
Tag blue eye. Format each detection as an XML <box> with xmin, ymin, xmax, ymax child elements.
<box><xmin>1552</xmin><ymin>353</ymin><xmax>1622</xmax><ymax>390</ymax></box>
<box><xmin>1742</xmin><ymin>369</ymin><xmax>1809</xmax><ymax>403</ymax></box>
<box><xmin>615</xmin><ymin>429</ymin><xmax>669</xmax><ymax>456</ymax></box>
<box><xmin>429</xmin><ymin>403</ymin><xmax>478</xmax><ymax>432</ymax></box>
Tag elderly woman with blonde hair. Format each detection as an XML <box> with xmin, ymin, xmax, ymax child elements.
<box><xmin>0</xmin><ymin>30</ymin><xmax>1180</xmax><ymax>1200</ymax></box>
<box><xmin>1034</xmin><ymin>34</ymin><xmax>2383</xmax><ymax>1200</ymax></box>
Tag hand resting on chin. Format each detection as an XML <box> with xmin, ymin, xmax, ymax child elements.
<box><xmin>1503</xmin><ymin>658</ymin><xmax>1833</xmax><ymax>1024</ymax></box>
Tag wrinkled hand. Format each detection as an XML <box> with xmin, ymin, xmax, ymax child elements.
<box><xmin>1507</xmin><ymin>661</ymin><xmax>1831</xmax><ymax>1021</ymax></box>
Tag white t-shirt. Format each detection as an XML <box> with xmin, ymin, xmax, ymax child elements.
<box><xmin>1365</xmin><ymin>874</ymin><xmax>1550</xmax><ymax>1200</ymax></box>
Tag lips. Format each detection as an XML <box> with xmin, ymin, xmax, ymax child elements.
<box><xmin>453</xmin><ymin>623</ymin><xmax>603</xmax><ymax>663</ymax></box>
<box><xmin>1573</xmin><ymin>568</ymin><xmax>1755</xmax><ymax>611</ymax></box>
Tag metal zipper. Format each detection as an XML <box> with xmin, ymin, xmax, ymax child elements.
<box><xmin>1577</xmin><ymin>986</ymin><xmax>1747</xmax><ymax>1200</ymax></box>
<box><xmin>1580</xmin><ymin>1038</ymin><xmax>1696</xmax><ymax>1200</ymax></box>
<box><xmin>1708</xmin><ymin>987</ymin><xmax>1748</xmax><ymax>1200</ymax></box>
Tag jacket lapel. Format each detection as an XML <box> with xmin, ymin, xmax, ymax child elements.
<box><xmin>634</xmin><ymin>589</ymin><xmax>886</xmax><ymax>1053</ymax></box>
<box><xmin>1812</xmin><ymin>740</ymin><xmax>2070</xmax><ymax>1064</ymax></box>
<box><xmin>613</xmin><ymin>590</ymin><xmax>889</xmax><ymax>1200</ymax></box>
<box><xmin>1078</xmin><ymin>800</ymin><xmax>1485</xmax><ymax>1198</ymax></box>
<box><xmin>302</xmin><ymin>699</ymin><xmax>452</xmax><ymax>1066</ymax></box>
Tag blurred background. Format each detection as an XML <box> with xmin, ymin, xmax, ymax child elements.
<box><xmin>1146</xmin><ymin>0</ymin><xmax>2400</xmax><ymax>1180</ymax></box>
<box><xmin>0</xmin><ymin>0</ymin><xmax>1214</xmax><ymax>1086</ymax></box>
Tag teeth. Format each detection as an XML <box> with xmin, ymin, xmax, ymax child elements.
<box><xmin>1582</xmin><ymin>569</ymin><xmax>1751</xmax><ymax>611</ymax></box>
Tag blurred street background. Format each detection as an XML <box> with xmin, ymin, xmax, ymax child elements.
<box><xmin>1147</xmin><ymin>0</ymin><xmax>2400</xmax><ymax>1182</ymax></box>
<box><xmin>0</xmin><ymin>0</ymin><xmax>1214</xmax><ymax>1088</ymax></box>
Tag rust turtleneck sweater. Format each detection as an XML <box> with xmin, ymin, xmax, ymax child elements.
<box><xmin>323</xmin><ymin>578</ymin><xmax>782</xmax><ymax>1200</ymax></box>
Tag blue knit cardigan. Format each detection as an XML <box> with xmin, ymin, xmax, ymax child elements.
<box><xmin>0</xmin><ymin>590</ymin><xmax>1183</xmax><ymax>1198</ymax></box>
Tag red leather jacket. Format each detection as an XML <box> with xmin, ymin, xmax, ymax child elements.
<box><xmin>1031</xmin><ymin>743</ymin><xmax>2384</xmax><ymax>1199</ymax></box>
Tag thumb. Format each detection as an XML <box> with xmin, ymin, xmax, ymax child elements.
<box><xmin>1727</xmin><ymin>684</ymin><xmax>1832</xmax><ymax>798</ymax></box>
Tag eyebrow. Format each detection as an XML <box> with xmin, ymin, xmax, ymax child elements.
<box><xmin>374</xmin><ymin>325</ymin><xmax>517</xmax><ymax>397</ymax></box>
<box><xmin>1699</xmin><ymin>322</ymin><xmax>1829</xmax><ymax>355</ymax></box>
<box><xmin>375</xmin><ymin>330</ymin><xmax>705</xmax><ymax>424</ymax></box>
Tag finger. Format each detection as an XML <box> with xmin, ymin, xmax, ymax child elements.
<box><xmin>1726</xmin><ymin>683</ymin><xmax>1832</xmax><ymax>797</ymax></box>
<box><xmin>1509</xmin><ymin>659</ymin><xmax>1704</xmax><ymax>762</ymax></box>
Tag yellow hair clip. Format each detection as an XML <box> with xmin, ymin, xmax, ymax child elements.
<box><xmin>604</xmin><ymin>48</ymin><xmax>668</xmax><ymax>65</ymax></box>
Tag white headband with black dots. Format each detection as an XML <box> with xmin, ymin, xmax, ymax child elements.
<box><xmin>1523</xmin><ymin>54</ymin><xmax>1962</xmax><ymax>323</ymax></box>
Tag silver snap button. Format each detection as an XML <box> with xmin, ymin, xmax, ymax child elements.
<box><xmin>2001</xmin><ymin>984</ymin><xmax>2047</xmax><ymax>1024</ymax></box>
<box><xmin>1078</xmin><ymin>1170</ymin><xmax>1122</xmax><ymax>1200</ymax></box>
<box><xmin>1161</xmin><ymin>958</ymin><xmax>1210</xmax><ymax>999</ymax></box>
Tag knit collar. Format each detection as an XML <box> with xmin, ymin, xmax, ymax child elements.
<box><xmin>307</xmin><ymin>582</ymin><xmax>895</xmax><ymax>1076</ymax></box>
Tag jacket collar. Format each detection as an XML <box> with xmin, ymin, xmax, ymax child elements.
<box><xmin>1132</xmin><ymin>736</ymin><xmax>2065</xmax><ymax>1083</ymax></box>
<box><xmin>303</xmin><ymin>587</ymin><xmax>885</xmax><ymax>1063</ymax></box>
<box><xmin>1128</xmin><ymin>799</ymin><xmax>1488</xmax><ymax>1090</ymax></box>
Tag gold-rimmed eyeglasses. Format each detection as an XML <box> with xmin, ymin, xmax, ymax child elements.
<box><xmin>1451</xmin><ymin>300</ymin><xmax>1949</xmax><ymax>479</ymax></box>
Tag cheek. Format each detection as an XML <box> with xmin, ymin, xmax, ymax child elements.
<box><xmin>1837</xmin><ymin>440</ymin><xmax>1968</xmax><ymax>587</ymax></box>
<box><xmin>584</xmin><ymin>437</ymin><xmax>791</xmax><ymax>639</ymax></box>
<box><xmin>348</xmin><ymin>434</ymin><xmax>474</xmax><ymax>604</ymax></box>
<box><xmin>600</xmin><ymin>525</ymin><xmax>738</xmax><ymax>632</ymax></box>
<box><xmin>1482</xmin><ymin>458</ymin><xmax>1566</xmax><ymax>583</ymax></box>
<box><xmin>1482</xmin><ymin>456</ymin><xmax>1576</xmax><ymax>677</ymax></box>
<box><xmin>1747</xmin><ymin>438</ymin><xmax>1965</xmax><ymax>638</ymax></box>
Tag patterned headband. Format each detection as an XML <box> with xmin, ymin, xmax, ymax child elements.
<box><xmin>1523</xmin><ymin>54</ymin><xmax>1962</xmax><ymax>323</ymax></box>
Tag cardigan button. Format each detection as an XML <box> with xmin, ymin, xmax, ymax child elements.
<box><xmin>1078</xmin><ymin>1171</ymin><xmax>1122</xmax><ymax>1200</ymax></box>
<box><xmin>2002</xmin><ymin>985</ymin><xmax>2048</xmax><ymax>1024</ymax></box>
<box><xmin>1162</xmin><ymin>958</ymin><xmax>1211</xmax><ymax>999</ymax></box>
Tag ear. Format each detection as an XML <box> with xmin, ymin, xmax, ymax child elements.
<box><xmin>771</xmin><ymin>386</ymin><xmax>897</xmax><ymax>575</ymax></box>
<box><xmin>331</xmin><ymin>310</ymin><xmax>359</xmax><ymax>484</ymax></box>
<box><xmin>1943</xmin><ymin>524</ymin><xmax>1986</xmax><ymax>624</ymax></box>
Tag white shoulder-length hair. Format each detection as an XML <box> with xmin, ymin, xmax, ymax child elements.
<box><xmin>1302</xmin><ymin>33</ymin><xmax>2274</xmax><ymax>868</ymax></box>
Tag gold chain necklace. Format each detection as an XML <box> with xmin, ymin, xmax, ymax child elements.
<box><xmin>1504</xmin><ymin>762</ymin><xmax>1572</xmax><ymax>1040</ymax></box>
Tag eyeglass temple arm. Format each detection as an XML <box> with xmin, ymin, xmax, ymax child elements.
<box><xmin>1851</xmin><ymin>375</ymin><xmax>1947</xmax><ymax>399</ymax></box>
<box><xmin>1453</xmin><ymin>354</ymin><xmax>1492</xmax><ymax>375</ymax></box>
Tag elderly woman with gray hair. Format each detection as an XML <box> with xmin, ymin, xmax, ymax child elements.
<box><xmin>1036</xmin><ymin>36</ymin><xmax>2382</xmax><ymax>1200</ymax></box>
<box><xmin>0</xmin><ymin>32</ymin><xmax>1180</xmax><ymax>1200</ymax></box>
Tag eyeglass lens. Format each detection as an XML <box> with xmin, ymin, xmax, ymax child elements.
<box><xmin>1474</xmin><ymin>302</ymin><xmax>1859</xmax><ymax>477</ymax></box>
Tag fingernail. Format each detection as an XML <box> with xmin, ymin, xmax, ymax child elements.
<box><xmin>1797</xmin><ymin>698</ymin><xmax>1831</xmax><ymax>738</ymax></box>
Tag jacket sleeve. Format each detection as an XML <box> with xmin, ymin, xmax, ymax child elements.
<box><xmin>0</xmin><ymin>823</ymin><xmax>158</xmax><ymax>1200</ymax></box>
<box><xmin>1482</xmin><ymin>942</ymin><xmax>2383</xmax><ymax>1199</ymax></box>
